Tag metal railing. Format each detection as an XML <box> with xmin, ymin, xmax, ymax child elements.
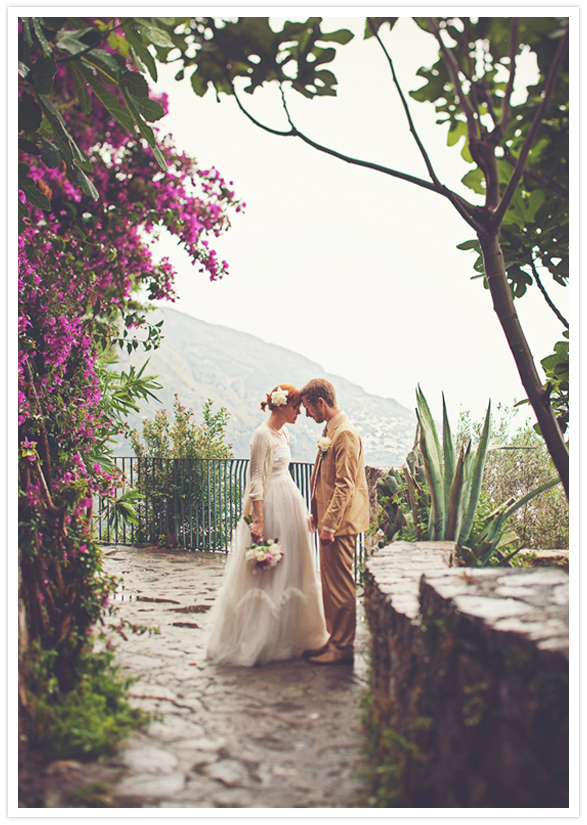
<box><xmin>95</xmin><ymin>457</ymin><xmax>364</xmax><ymax>581</ymax></box>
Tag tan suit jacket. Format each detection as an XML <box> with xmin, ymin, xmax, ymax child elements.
<box><xmin>311</xmin><ymin>411</ymin><xmax>370</xmax><ymax>537</ymax></box>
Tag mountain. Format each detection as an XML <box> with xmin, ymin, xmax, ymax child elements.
<box><xmin>113</xmin><ymin>308</ymin><xmax>416</xmax><ymax>468</ymax></box>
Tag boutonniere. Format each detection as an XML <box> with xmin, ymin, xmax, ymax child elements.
<box><xmin>317</xmin><ymin>436</ymin><xmax>332</xmax><ymax>453</ymax></box>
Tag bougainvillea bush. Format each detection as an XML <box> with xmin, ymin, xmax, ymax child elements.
<box><xmin>18</xmin><ymin>16</ymin><xmax>242</xmax><ymax>715</ymax></box>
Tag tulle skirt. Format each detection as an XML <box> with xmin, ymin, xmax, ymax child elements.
<box><xmin>206</xmin><ymin>471</ymin><xmax>329</xmax><ymax>666</ymax></box>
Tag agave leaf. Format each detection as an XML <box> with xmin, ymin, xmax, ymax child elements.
<box><xmin>416</xmin><ymin>386</ymin><xmax>443</xmax><ymax>472</ymax></box>
<box><xmin>445</xmin><ymin>443</ymin><xmax>465</xmax><ymax>540</ymax></box>
<box><xmin>418</xmin><ymin>423</ymin><xmax>442</xmax><ymax>539</ymax></box>
<box><xmin>469</xmin><ymin>511</ymin><xmax>508</xmax><ymax>565</ymax></box>
<box><xmin>426</xmin><ymin>506</ymin><xmax>434</xmax><ymax>541</ymax></box>
<box><xmin>499</xmin><ymin>477</ymin><xmax>560</xmax><ymax>521</ymax></box>
<box><xmin>442</xmin><ymin>392</ymin><xmax>455</xmax><ymax>516</ymax></box>
<box><xmin>465</xmin><ymin>478</ymin><xmax>559</xmax><ymax>566</ymax></box>
<box><xmin>416</xmin><ymin>386</ymin><xmax>445</xmax><ymax>538</ymax></box>
<box><xmin>459</xmin><ymin>401</ymin><xmax>491</xmax><ymax>543</ymax></box>
<box><xmin>496</xmin><ymin>530</ymin><xmax>518</xmax><ymax>549</ymax></box>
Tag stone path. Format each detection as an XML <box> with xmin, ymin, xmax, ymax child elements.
<box><xmin>88</xmin><ymin>545</ymin><xmax>370</xmax><ymax>809</ymax></box>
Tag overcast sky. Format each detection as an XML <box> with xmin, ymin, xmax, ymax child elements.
<box><xmin>145</xmin><ymin>12</ymin><xmax>570</xmax><ymax>423</ymax></box>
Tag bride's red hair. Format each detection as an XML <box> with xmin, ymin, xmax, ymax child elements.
<box><xmin>260</xmin><ymin>384</ymin><xmax>302</xmax><ymax>412</ymax></box>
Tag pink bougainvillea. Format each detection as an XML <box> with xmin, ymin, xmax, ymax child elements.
<box><xmin>18</xmin><ymin>32</ymin><xmax>243</xmax><ymax>687</ymax></box>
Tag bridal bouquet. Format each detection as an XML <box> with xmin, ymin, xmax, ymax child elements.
<box><xmin>244</xmin><ymin>539</ymin><xmax>284</xmax><ymax>573</ymax></box>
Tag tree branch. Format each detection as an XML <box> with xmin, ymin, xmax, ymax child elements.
<box><xmin>499</xmin><ymin>17</ymin><xmax>519</xmax><ymax>131</ymax></box>
<box><xmin>231</xmin><ymin>85</ymin><xmax>294</xmax><ymax>137</ymax></box>
<box><xmin>427</xmin><ymin>17</ymin><xmax>479</xmax><ymax>140</ymax></box>
<box><xmin>366</xmin><ymin>17</ymin><xmax>481</xmax><ymax>229</ymax></box>
<box><xmin>502</xmin><ymin>148</ymin><xmax>568</xmax><ymax>199</ymax></box>
<box><xmin>367</xmin><ymin>18</ymin><xmax>443</xmax><ymax>189</ymax></box>
<box><xmin>529</xmin><ymin>257</ymin><xmax>569</xmax><ymax>328</ymax></box>
<box><xmin>493</xmin><ymin>25</ymin><xmax>569</xmax><ymax>226</ymax></box>
<box><xmin>231</xmin><ymin>82</ymin><xmax>479</xmax><ymax>226</ymax></box>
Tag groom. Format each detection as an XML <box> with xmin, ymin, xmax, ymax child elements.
<box><xmin>300</xmin><ymin>378</ymin><xmax>370</xmax><ymax>665</ymax></box>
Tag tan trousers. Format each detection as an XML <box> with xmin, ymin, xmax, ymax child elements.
<box><xmin>319</xmin><ymin>534</ymin><xmax>356</xmax><ymax>654</ymax></box>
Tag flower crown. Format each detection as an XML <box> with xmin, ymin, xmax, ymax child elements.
<box><xmin>271</xmin><ymin>387</ymin><xmax>289</xmax><ymax>407</ymax></box>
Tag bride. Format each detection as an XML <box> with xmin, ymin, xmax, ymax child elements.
<box><xmin>206</xmin><ymin>384</ymin><xmax>329</xmax><ymax>666</ymax></box>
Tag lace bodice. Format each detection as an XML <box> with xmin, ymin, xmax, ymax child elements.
<box><xmin>248</xmin><ymin>424</ymin><xmax>291</xmax><ymax>500</ymax></box>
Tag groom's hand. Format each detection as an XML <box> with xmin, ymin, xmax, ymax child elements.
<box><xmin>319</xmin><ymin>529</ymin><xmax>335</xmax><ymax>543</ymax></box>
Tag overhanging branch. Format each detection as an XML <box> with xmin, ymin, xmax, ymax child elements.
<box><xmin>427</xmin><ymin>17</ymin><xmax>479</xmax><ymax>141</ymax></box>
<box><xmin>366</xmin><ymin>17</ymin><xmax>479</xmax><ymax>230</ymax></box>
<box><xmin>231</xmin><ymin>82</ymin><xmax>479</xmax><ymax>220</ymax></box>
<box><xmin>529</xmin><ymin>258</ymin><xmax>569</xmax><ymax>328</ymax></box>
<box><xmin>499</xmin><ymin>18</ymin><xmax>519</xmax><ymax>131</ymax></box>
<box><xmin>493</xmin><ymin>25</ymin><xmax>569</xmax><ymax>225</ymax></box>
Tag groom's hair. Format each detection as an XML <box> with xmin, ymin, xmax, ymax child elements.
<box><xmin>300</xmin><ymin>378</ymin><xmax>337</xmax><ymax>407</ymax></box>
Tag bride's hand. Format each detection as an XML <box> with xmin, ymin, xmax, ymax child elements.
<box><xmin>308</xmin><ymin>515</ymin><xmax>315</xmax><ymax>533</ymax></box>
<box><xmin>250</xmin><ymin>518</ymin><xmax>264</xmax><ymax>542</ymax></box>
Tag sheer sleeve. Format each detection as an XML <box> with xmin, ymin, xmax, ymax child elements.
<box><xmin>248</xmin><ymin>426</ymin><xmax>270</xmax><ymax>501</ymax></box>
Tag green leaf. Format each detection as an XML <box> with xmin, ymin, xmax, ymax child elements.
<box><xmin>135</xmin><ymin>19</ymin><xmax>176</xmax><ymax>48</ymax></box>
<box><xmin>447</xmin><ymin>119</ymin><xmax>467</xmax><ymax>147</ymax></box>
<box><xmin>456</xmin><ymin>239</ymin><xmax>481</xmax><ymax>251</ymax></box>
<box><xmin>35</xmin><ymin>93</ymin><xmax>89</xmax><ymax>169</ymax></box>
<box><xmin>21</xmin><ymin>17</ymin><xmax>33</xmax><ymax>48</ymax></box>
<box><xmin>18</xmin><ymin>167</ymin><xmax>51</xmax><ymax>211</ymax></box>
<box><xmin>30</xmin><ymin>54</ymin><xmax>57</xmax><ymax>95</ymax></box>
<box><xmin>18</xmin><ymin>137</ymin><xmax>40</xmax><ymax>155</ymax></box>
<box><xmin>18</xmin><ymin>199</ymin><xmax>28</xmax><ymax>234</ymax></box>
<box><xmin>71</xmin><ymin>164</ymin><xmax>99</xmax><ymax>201</ymax></box>
<box><xmin>127</xmin><ymin>92</ymin><xmax>165</xmax><ymax>122</ymax></box>
<box><xmin>70</xmin><ymin>60</ymin><xmax>92</xmax><ymax>114</ymax></box>
<box><xmin>365</xmin><ymin>18</ymin><xmax>398</xmax><ymax>39</ymax></box>
<box><xmin>40</xmin><ymin>138</ymin><xmax>61</xmax><ymax>168</ymax></box>
<box><xmin>18</xmin><ymin>93</ymin><xmax>42</xmax><ymax>132</ymax></box>
<box><xmin>321</xmin><ymin>27</ymin><xmax>355</xmax><ymax>44</ymax></box>
<box><xmin>190</xmin><ymin>69</ymin><xmax>209</xmax><ymax>98</ymax></box>
<box><xmin>120</xmin><ymin>69</ymin><xmax>150</xmax><ymax>98</ymax></box>
<box><xmin>461</xmin><ymin>141</ymin><xmax>473</xmax><ymax>163</ymax></box>
<box><xmin>122</xmin><ymin>91</ymin><xmax>167</xmax><ymax>169</ymax></box>
<box><xmin>32</xmin><ymin>17</ymin><xmax>53</xmax><ymax>56</ymax></box>
<box><xmin>85</xmin><ymin>49</ymin><xmax>127</xmax><ymax>79</ymax></box>
<box><xmin>445</xmin><ymin>443</ymin><xmax>466</xmax><ymax>540</ymax></box>
<box><xmin>461</xmin><ymin>168</ymin><xmax>486</xmax><ymax>195</ymax></box>
<box><xmin>123</xmin><ymin>23</ymin><xmax>158</xmax><ymax>81</ymax></box>
<box><xmin>459</xmin><ymin>401</ymin><xmax>491</xmax><ymax>544</ymax></box>
<box><xmin>79</xmin><ymin>64</ymin><xmax>136</xmax><ymax>133</ymax></box>
<box><xmin>442</xmin><ymin>393</ymin><xmax>455</xmax><ymax>518</ymax></box>
<box><xmin>416</xmin><ymin>386</ymin><xmax>445</xmax><ymax>539</ymax></box>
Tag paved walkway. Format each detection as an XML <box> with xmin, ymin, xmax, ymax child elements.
<box><xmin>93</xmin><ymin>545</ymin><xmax>370</xmax><ymax>809</ymax></box>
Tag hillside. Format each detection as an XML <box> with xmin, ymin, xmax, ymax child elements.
<box><xmin>113</xmin><ymin>308</ymin><xmax>416</xmax><ymax>467</ymax></box>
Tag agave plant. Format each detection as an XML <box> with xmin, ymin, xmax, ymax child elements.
<box><xmin>415</xmin><ymin>385</ymin><xmax>492</xmax><ymax>547</ymax></box>
<box><xmin>376</xmin><ymin>387</ymin><xmax>561</xmax><ymax>566</ymax></box>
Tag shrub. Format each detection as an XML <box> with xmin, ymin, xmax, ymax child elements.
<box><xmin>24</xmin><ymin>638</ymin><xmax>150</xmax><ymax>760</ymax></box>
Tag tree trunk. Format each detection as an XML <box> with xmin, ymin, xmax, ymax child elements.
<box><xmin>478</xmin><ymin>230</ymin><xmax>569</xmax><ymax>498</ymax></box>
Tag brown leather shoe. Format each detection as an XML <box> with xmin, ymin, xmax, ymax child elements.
<box><xmin>302</xmin><ymin>643</ymin><xmax>330</xmax><ymax>659</ymax></box>
<box><xmin>307</xmin><ymin>648</ymin><xmax>354</xmax><ymax>665</ymax></box>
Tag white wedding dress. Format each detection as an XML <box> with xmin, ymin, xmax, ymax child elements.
<box><xmin>206</xmin><ymin>436</ymin><xmax>329</xmax><ymax>666</ymax></box>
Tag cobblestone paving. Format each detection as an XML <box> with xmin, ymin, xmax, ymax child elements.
<box><xmin>98</xmin><ymin>545</ymin><xmax>370</xmax><ymax>809</ymax></box>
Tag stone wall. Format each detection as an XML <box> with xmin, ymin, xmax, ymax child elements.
<box><xmin>363</xmin><ymin>542</ymin><xmax>569</xmax><ymax>808</ymax></box>
<box><xmin>364</xmin><ymin>465</ymin><xmax>387</xmax><ymax>554</ymax></box>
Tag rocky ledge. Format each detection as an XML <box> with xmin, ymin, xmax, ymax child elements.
<box><xmin>364</xmin><ymin>542</ymin><xmax>569</xmax><ymax>808</ymax></box>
